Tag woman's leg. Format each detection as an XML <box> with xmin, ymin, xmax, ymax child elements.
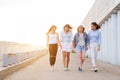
<box><xmin>51</xmin><ymin>44</ymin><xmax>58</xmax><ymax>66</ymax></box>
<box><xmin>49</xmin><ymin>44</ymin><xmax>58</xmax><ymax>67</ymax></box>
<box><xmin>81</xmin><ymin>52</ymin><xmax>85</xmax><ymax>66</ymax></box>
<box><xmin>78</xmin><ymin>51</ymin><xmax>82</xmax><ymax>68</ymax></box>
<box><xmin>62</xmin><ymin>51</ymin><xmax>67</xmax><ymax>67</ymax></box>
<box><xmin>94</xmin><ymin>45</ymin><xmax>99</xmax><ymax>67</ymax></box>
<box><xmin>49</xmin><ymin>44</ymin><xmax>53</xmax><ymax>66</ymax></box>
<box><xmin>90</xmin><ymin>43</ymin><xmax>98</xmax><ymax>71</ymax></box>
<box><xmin>62</xmin><ymin>51</ymin><xmax>70</xmax><ymax>70</ymax></box>
<box><xmin>77</xmin><ymin>46</ymin><xmax>85</xmax><ymax>69</ymax></box>
<box><xmin>90</xmin><ymin>44</ymin><xmax>96</xmax><ymax>67</ymax></box>
<box><xmin>66</xmin><ymin>52</ymin><xmax>70</xmax><ymax>68</ymax></box>
<box><xmin>81</xmin><ymin>46</ymin><xmax>86</xmax><ymax>65</ymax></box>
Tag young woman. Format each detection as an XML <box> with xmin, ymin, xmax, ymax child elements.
<box><xmin>88</xmin><ymin>22</ymin><xmax>101</xmax><ymax>72</ymax></box>
<box><xmin>73</xmin><ymin>25</ymin><xmax>88</xmax><ymax>72</ymax></box>
<box><xmin>46</xmin><ymin>25</ymin><xmax>61</xmax><ymax>71</ymax></box>
<box><xmin>60</xmin><ymin>24</ymin><xmax>73</xmax><ymax>71</ymax></box>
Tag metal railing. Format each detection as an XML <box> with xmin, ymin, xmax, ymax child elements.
<box><xmin>2</xmin><ymin>50</ymin><xmax>43</xmax><ymax>67</ymax></box>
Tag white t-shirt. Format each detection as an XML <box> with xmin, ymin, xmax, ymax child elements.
<box><xmin>78</xmin><ymin>34</ymin><xmax>85</xmax><ymax>46</ymax></box>
<box><xmin>48</xmin><ymin>34</ymin><xmax>58</xmax><ymax>44</ymax></box>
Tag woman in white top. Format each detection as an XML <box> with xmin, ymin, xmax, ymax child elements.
<box><xmin>60</xmin><ymin>24</ymin><xmax>73</xmax><ymax>71</ymax></box>
<box><xmin>46</xmin><ymin>25</ymin><xmax>61</xmax><ymax>71</ymax></box>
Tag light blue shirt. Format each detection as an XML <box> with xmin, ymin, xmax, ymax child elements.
<box><xmin>60</xmin><ymin>31</ymin><xmax>73</xmax><ymax>42</ymax></box>
<box><xmin>88</xmin><ymin>30</ymin><xmax>101</xmax><ymax>45</ymax></box>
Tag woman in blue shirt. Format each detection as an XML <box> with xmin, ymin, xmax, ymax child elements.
<box><xmin>88</xmin><ymin>22</ymin><xmax>101</xmax><ymax>72</ymax></box>
<box><xmin>60</xmin><ymin>24</ymin><xmax>73</xmax><ymax>71</ymax></box>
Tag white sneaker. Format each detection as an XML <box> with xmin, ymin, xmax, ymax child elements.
<box><xmin>64</xmin><ymin>68</ymin><xmax>69</xmax><ymax>71</ymax></box>
<box><xmin>94</xmin><ymin>68</ymin><xmax>98</xmax><ymax>72</ymax></box>
<box><xmin>51</xmin><ymin>68</ymin><xmax>54</xmax><ymax>71</ymax></box>
<box><xmin>91</xmin><ymin>67</ymin><xmax>98</xmax><ymax>72</ymax></box>
<box><xmin>50</xmin><ymin>66</ymin><xmax>54</xmax><ymax>71</ymax></box>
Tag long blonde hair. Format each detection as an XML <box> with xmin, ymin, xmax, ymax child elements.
<box><xmin>46</xmin><ymin>25</ymin><xmax>57</xmax><ymax>35</ymax></box>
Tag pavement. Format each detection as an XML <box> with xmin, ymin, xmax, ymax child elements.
<box><xmin>3</xmin><ymin>52</ymin><xmax>120</xmax><ymax>80</ymax></box>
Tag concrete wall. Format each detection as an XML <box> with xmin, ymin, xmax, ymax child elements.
<box><xmin>82</xmin><ymin>0</ymin><xmax>120</xmax><ymax>31</ymax></box>
<box><xmin>82</xmin><ymin>0</ymin><xmax>120</xmax><ymax>66</ymax></box>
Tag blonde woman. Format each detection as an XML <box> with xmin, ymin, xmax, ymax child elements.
<box><xmin>46</xmin><ymin>25</ymin><xmax>61</xmax><ymax>71</ymax></box>
<box><xmin>73</xmin><ymin>25</ymin><xmax>88</xmax><ymax>72</ymax></box>
<box><xmin>60</xmin><ymin>24</ymin><xmax>73</xmax><ymax>71</ymax></box>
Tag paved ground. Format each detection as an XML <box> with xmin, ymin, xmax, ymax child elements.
<box><xmin>3</xmin><ymin>52</ymin><xmax>120</xmax><ymax>80</ymax></box>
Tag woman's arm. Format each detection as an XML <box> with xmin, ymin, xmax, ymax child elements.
<box><xmin>98</xmin><ymin>31</ymin><xmax>101</xmax><ymax>46</ymax></box>
<box><xmin>57</xmin><ymin>33</ymin><xmax>62</xmax><ymax>48</ymax></box>
<box><xmin>87</xmin><ymin>32</ymin><xmax>90</xmax><ymax>46</ymax></box>
<box><xmin>72</xmin><ymin>33</ymin><xmax>76</xmax><ymax>48</ymax></box>
<box><xmin>85</xmin><ymin>33</ymin><xmax>89</xmax><ymax>46</ymax></box>
<box><xmin>46</xmin><ymin>34</ymin><xmax>49</xmax><ymax>48</ymax></box>
<box><xmin>86</xmin><ymin>32</ymin><xmax>90</xmax><ymax>50</ymax></box>
<box><xmin>85</xmin><ymin>33</ymin><xmax>89</xmax><ymax>51</ymax></box>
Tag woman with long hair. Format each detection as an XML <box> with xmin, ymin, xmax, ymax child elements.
<box><xmin>73</xmin><ymin>25</ymin><xmax>88</xmax><ymax>72</ymax></box>
<box><xmin>88</xmin><ymin>22</ymin><xmax>101</xmax><ymax>72</ymax></box>
<box><xmin>46</xmin><ymin>25</ymin><xmax>61</xmax><ymax>71</ymax></box>
<box><xmin>60</xmin><ymin>24</ymin><xmax>73</xmax><ymax>71</ymax></box>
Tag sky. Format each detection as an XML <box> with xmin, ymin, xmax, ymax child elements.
<box><xmin>0</xmin><ymin>0</ymin><xmax>95</xmax><ymax>46</ymax></box>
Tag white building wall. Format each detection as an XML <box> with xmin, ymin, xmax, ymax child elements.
<box><xmin>98</xmin><ymin>13</ymin><xmax>119</xmax><ymax>65</ymax></box>
<box><xmin>98</xmin><ymin>23</ymin><xmax>105</xmax><ymax>61</ymax></box>
<box><xmin>104</xmin><ymin>21</ymin><xmax>108</xmax><ymax>62</ymax></box>
<box><xmin>117</xmin><ymin>11</ymin><xmax>120</xmax><ymax>65</ymax></box>
<box><xmin>110</xmin><ymin>14</ymin><xmax>118</xmax><ymax>65</ymax></box>
<box><xmin>82</xmin><ymin>0</ymin><xmax>120</xmax><ymax>66</ymax></box>
<box><xmin>107</xmin><ymin>18</ymin><xmax>111</xmax><ymax>63</ymax></box>
<box><xmin>82</xmin><ymin>0</ymin><xmax>120</xmax><ymax>31</ymax></box>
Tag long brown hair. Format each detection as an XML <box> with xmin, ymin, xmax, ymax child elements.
<box><xmin>77</xmin><ymin>25</ymin><xmax>85</xmax><ymax>32</ymax></box>
<box><xmin>46</xmin><ymin>25</ymin><xmax>57</xmax><ymax>35</ymax></box>
<box><xmin>91</xmin><ymin>22</ymin><xmax>100</xmax><ymax>30</ymax></box>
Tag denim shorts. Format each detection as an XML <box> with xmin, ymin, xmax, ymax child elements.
<box><xmin>75</xmin><ymin>45</ymin><xmax>86</xmax><ymax>53</ymax></box>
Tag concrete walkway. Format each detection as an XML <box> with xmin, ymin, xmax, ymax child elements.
<box><xmin>3</xmin><ymin>52</ymin><xmax>120</xmax><ymax>80</ymax></box>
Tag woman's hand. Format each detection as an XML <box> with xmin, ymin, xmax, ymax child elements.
<box><xmin>86</xmin><ymin>47</ymin><xmax>88</xmax><ymax>51</ymax></box>
<box><xmin>87</xmin><ymin>45</ymin><xmax>90</xmax><ymax>50</ymax></box>
<box><xmin>58</xmin><ymin>43</ymin><xmax>62</xmax><ymax>49</ymax></box>
<box><xmin>98</xmin><ymin>45</ymin><xmax>100</xmax><ymax>51</ymax></box>
<box><xmin>59</xmin><ymin>45</ymin><xmax>62</xmax><ymax>49</ymax></box>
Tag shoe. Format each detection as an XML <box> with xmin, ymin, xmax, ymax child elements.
<box><xmin>78</xmin><ymin>67</ymin><xmax>83</xmax><ymax>72</ymax></box>
<box><xmin>64</xmin><ymin>68</ymin><xmax>69</xmax><ymax>71</ymax></box>
<box><xmin>91</xmin><ymin>67</ymin><xmax>98</xmax><ymax>72</ymax></box>
<box><xmin>94</xmin><ymin>68</ymin><xmax>98</xmax><ymax>72</ymax></box>
<box><xmin>51</xmin><ymin>68</ymin><xmax>54</xmax><ymax>71</ymax></box>
<box><xmin>50</xmin><ymin>66</ymin><xmax>54</xmax><ymax>71</ymax></box>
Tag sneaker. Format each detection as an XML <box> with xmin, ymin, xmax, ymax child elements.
<box><xmin>91</xmin><ymin>67</ymin><xmax>98</xmax><ymax>72</ymax></box>
<box><xmin>78</xmin><ymin>67</ymin><xmax>83</xmax><ymax>72</ymax></box>
<box><xmin>51</xmin><ymin>68</ymin><xmax>54</xmax><ymax>71</ymax></box>
<box><xmin>64</xmin><ymin>68</ymin><xmax>69</xmax><ymax>71</ymax></box>
<box><xmin>94</xmin><ymin>68</ymin><xmax>98</xmax><ymax>72</ymax></box>
<box><xmin>50</xmin><ymin>66</ymin><xmax>54</xmax><ymax>71</ymax></box>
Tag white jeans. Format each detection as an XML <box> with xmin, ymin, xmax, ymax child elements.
<box><xmin>90</xmin><ymin>43</ymin><xmax>99</xmax><ymax>67</ymax></box>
